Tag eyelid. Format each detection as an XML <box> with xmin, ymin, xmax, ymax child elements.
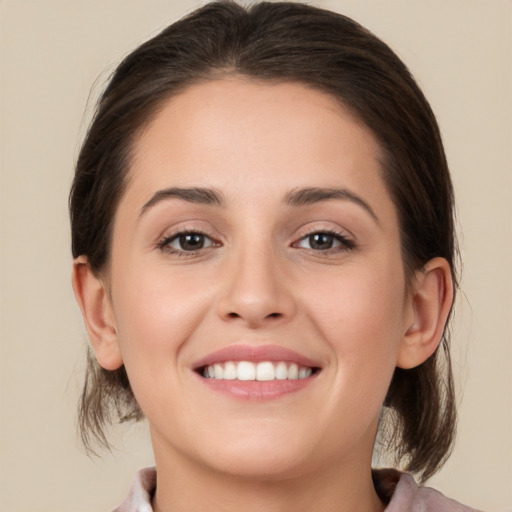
<box><xmin>291</xmin><ymin>225</ymin><xmax>356</xmax><ymax>252</ymax></box>
<box><xmin>156</xmin><ymin>225</ymin><xmax>222</xmax><ymax>255</ymax></box>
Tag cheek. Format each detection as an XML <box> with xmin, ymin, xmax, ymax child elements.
<box><xmin>111</xmin><ymin>266</ymin><xmax>214</xmax><ymax>369</ymax></box>
<box><xmin>305</xmin><ymin>265</ymin><xmax>406</xmax><ymax>391</ymax></box>
<box><xmin>109</xmin><ymin>267</ymin><xmax>220</xmax><ymax>422</ymax></box>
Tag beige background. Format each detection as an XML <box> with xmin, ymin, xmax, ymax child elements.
<box><xmin>1</xmin><ymin>0</ymin><xmax>511</xmax><ymax>510</ymax></box>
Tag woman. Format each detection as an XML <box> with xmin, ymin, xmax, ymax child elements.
<box><xmin>70</xmin><ymin>1</ymin><xmax>478</xmax><ymax>510</ymax></box>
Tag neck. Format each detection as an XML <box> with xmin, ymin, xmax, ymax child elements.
<box><xmin>151</xmin><ymin>436</ymin><xmax>385</xmax><ymax>512</ymax></box>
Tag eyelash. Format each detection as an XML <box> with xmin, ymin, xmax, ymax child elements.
<box><xmin>157</xmin><ymin>229</ymin><xmax>356</xmax><ymax>256</ymax></box>
<box><xmin>157</xmin><ymin>230</ymin><xmax>218</xmax><ymax>256</ymax></box>
<box><xmin>293</xmin><ymin>229</ymin><xmax>356</xmax><ymax>253</ymax></box>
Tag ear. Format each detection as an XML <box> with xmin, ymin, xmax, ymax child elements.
<box><xmin>397</xmin><ymin>257</ymin><xmax>454</xmax><ymax>369</ymax></box>
<box><xmin>72</xmin><ymin>256</ymin><xmax>123</xmax><ymax>370</ymax></box>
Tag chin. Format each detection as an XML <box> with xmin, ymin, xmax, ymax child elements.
<box><xmin>193</xmin><ymin>426</ymin><xmax>326</xmax><ymax>480</ymax></box>
<box><xmin>208</xmin><ymin>450</ymin><xmax>314</xmax><ymax>481</ymax></box>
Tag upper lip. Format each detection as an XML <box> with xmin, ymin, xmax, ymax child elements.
<box><xmin>192</xmin><ymin>344</ymin><xmax>322</xmax><ymax>370</ymax></box>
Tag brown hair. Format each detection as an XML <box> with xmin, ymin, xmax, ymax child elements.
<box><xmin>70</xmin><ymin>0</ymin><xmax>457</xmax><ymax>481</ymax></box>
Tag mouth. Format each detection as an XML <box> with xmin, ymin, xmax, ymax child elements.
<box><xmin>192</xmin><ymin>345</ymin><xmax>322</xmax><ymax>399</ymax></box>
<box><xmin>198</xmin><ymin>361</ymin><xmax>319</xmax><ymax>381</ymax></box>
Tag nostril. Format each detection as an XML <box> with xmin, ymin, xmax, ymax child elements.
<box><xmin>225</xmin><ymin>311</ymin><xmax>281</xmax><ymax>321</ymax></box>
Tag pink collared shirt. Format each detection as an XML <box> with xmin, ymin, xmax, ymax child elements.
<box><xmin>113</xmin><ymin>467</ymin><xmax>480</xmax><ymax>511</ymax></box>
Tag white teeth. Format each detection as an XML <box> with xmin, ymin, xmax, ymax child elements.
<box><xmin>213</xmin><ymin>364</ymin><xmax>223</xmax><ymax>379</ymax></box>
<box><xmin>275</xmin><ymin>362</ymin><xmax>288</xmax><ymax>380</ymax></box>
<box><xmin>223</xmin><ymin>361</ymin><xmax>237</xmax><ymax>380</ymax></box>
<box><xmin>256</xmin><ymin>362</ymin><xmax>275</xmax><ymax>381</ymax></box>
<box><xmin>299</xmin><ymin>367</ymin><xmax>313</xmax><ymax>379</ymax></box>
<box><xmin>203</xmin><ymin>361</ymin><xmax>315</xmax><ymax>381</ymax></box>
<box><xmin>237</xmin><ymin>361</ymin><xmax>256</xmax><ymax>381</ymax></box>
<box><xmin>288</xmin><ymin>363</ymin><xmax>299</xmax><ymax>380</ymax></box>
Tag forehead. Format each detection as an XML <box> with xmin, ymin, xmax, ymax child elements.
<box><xmin>125</xmin><ymin>78</ymin><xmax>394</xmax><ymax>219</ymax></box>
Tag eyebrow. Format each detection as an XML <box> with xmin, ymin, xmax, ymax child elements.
<box><xmin>140</xmin><ymin>187</ymin><xmax>224</xmax><ymax>216</ymax></box>
<box><xmin>139</xmin><ymin>185</ymin><xmax>378</xmax><ymax>224</ymax></box>
<box><xmin>285</xmin><ymin>187</ymin><xmax>379</xmax><ymax>224</ymax></box>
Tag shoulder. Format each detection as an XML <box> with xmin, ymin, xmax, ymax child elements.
<box><xmin>112</xmin><ymin>467</ymin><xmax>156</xmax><ymax>512</ymax></box>
<box><xmin>374</xmin><ymin>468</ymin><xmax>482</xmax><ymax>512</ymax></box>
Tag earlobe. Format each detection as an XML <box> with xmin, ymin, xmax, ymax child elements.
<box><xmin>397</xmin><ymin>257</ymin><xmax>454</xmax><ymax>370</ymax></box>
<box><xmin>72</xmin><ymin>256</ymin><xmax>124</xmax><ymax>371</ymax></box>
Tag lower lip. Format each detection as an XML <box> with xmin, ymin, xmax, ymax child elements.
<box><xmin>197</xmin><ymin>374</ymin><xmax>318</xmax><ymax>400</ymax></box>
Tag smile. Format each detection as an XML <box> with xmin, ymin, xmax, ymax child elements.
<box><xmin>202</xmin><ymin>361</ymin><xmax>315</xmax><ymax>381</ymax></box>
<box><xmin>193</xmin><ymin>344</ymin><xmax>322</xmax><ymax>399</ymax></box>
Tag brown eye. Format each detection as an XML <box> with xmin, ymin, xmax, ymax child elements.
<box><xmin>166</xmin><ymin>232</ymin><xmax>213</xmax><ymax>252</ymax></box>
<box><xmin>298</xmin><ymin>233</ymin><xmax>340</xmax><ymax>251</ymax></box>
<box><xmin>310</xmin><ymin>233</ymin><xmax>336</xmax><ymax>250</ymax></box>
<box><xmin>296</xmin><ymin>231</ymin><xmax>355</xmax><ymax>252</ymax></box>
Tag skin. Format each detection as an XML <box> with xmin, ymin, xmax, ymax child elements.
<box><xmin>73</xmin><ymin>78</ymin><xmax>453</xmax><ymax>512</ymax></box>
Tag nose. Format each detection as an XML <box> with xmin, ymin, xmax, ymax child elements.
<box><xmin>217</xmin><ymin>244</ymin><xmax>296</xmax><ymax>329</ymax></box>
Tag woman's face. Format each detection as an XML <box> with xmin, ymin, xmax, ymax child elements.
<box><xmin>105</xmin><ymin>78</ymin><xmax>414</xmax><ymax>478</ymax></box>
